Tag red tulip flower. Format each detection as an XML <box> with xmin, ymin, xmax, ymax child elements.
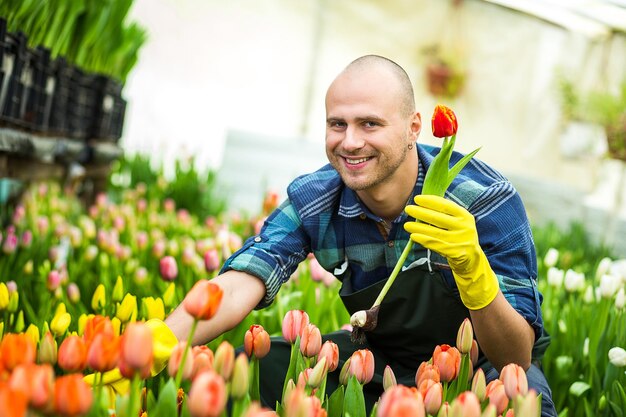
<box><xmin>431</xmin><ymin>104</ymin><xmax>458</xmax><ymax>138</ymax></box>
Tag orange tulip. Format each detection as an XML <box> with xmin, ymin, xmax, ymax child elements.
<box><xmin>449</xmin><ymin>391</ymin><xmax>481</xmax><ymax>417</ymax></box>
<box><xmin>300</xmin><ymin>323</ymin><xmax>322</xmax><ymax>358</ymax></box>
<box><xmin>243</xmin><ymin>402</ymin><xmax>279</xmax><ymax>417</ymax></box>
<box><xmin>415</xmin><ymin>361</ymin><xmax>441</xmax><ymax>386</ymax></box>
<box><xmin>0</xmin><ymin>380</ymin><xmax>28</xmax><ymax>417</ymax></box>
<box><xmin>244</xmin><ymin>325</ymin><xmax>271</xmax><ymax>359</ymax></box>
<box><xmin>188</xmin><ymin>370</ymin><xmax>227</xmax><ymax>417</ymax></box>
<box><xmin>183</xmin><ymin>280</ymin><xmax>224</xmax><ymax>320</ymax></box>
<box><xmin>87</xmin><ymin>333</ymin><xmax>120</xmax><ymax>373</ymax></box>
<box><xmin>376</xmin><ymin>385</ymin><xmax>425</xmax><ymax>417</ymax></box>
<box><xmin>500</xmin><ymin>363</ymin><xmax>528</xmax><ymax>399</ymax></box>
<box><xmin>119</xmin><ymin>322</ymin><xmax>153</xmax><ymax>378</ymax></box>
<box><xmin>0</xmin><ymin>333</ymin><xmax>36</xmax><ymax>371</ymax></box>
<box><xmin>9</xmin><ymin>363</ymin><xmax>55</xmax><ymax>412</ymax></box>
<box><xmin>82</xmin><ymin>315</ymin><xmax>114</xmax><ymax>348</ymax></box>
<box><xmin>213</xmin><ymin>341</ymin><xmax>235</xmax><ymax>381</ymax></box>
<box><xmin>432</xmin><ymin>344</ymin><xmax>461</xmax><ymax>382</ymax></box>
<box><xmin>318</xmin><ymin>340</ymin><xmax>339</xmax><ymax>372</ymax></box>
<box><xmin>192</xmin><ymin>345</ymin><xmax>214</xmax><ymax>379</ymax></box>
<box><xmin>282</xmin><ymin>310</ymin><xmax>309</xmax><ymax>343</ymax></box>
<box><xmin>54</xmin><ymin>373</ymin><xmax>93</xmax><ymax>416</ymax></box>
<box><xmin>348</xmin><ymin>349</ymin><xmax>375</xmax><ymax>384</ymax></box>
<box><xmin>485</xmin><ymin>379</ymin><xmax>509</xmax><ymax>415</ymax></box>
<box><xmin>58</xmin><ymin>335</ymin><xmax>88</xmax><ymax>372</ymax></box>
<box><xmin>431</xmin><ymin>104</ymin><xmax>458</xmax><ymax>138</ymax></box>
<box><xmin>418</xmin><ymin>379</ymin><xmax>442</xmax><ymax>415</ymax></box>
<box><xmin>168</xmin><ymin>341</ymin><xmax>194</xmax><ymax>381</ymax></box>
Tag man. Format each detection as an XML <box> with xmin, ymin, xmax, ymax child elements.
<box><xmin>166</xmin><ymin>55</ymin><xmax>557</xmax><ymax>416</ymax></box>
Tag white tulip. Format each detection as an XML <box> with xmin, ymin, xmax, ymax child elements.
<box><xmin>615</xmin><ymin>288</ymin><xmax>625</xmax><ymax>310</ymax></box>
<box><xmin>595</xmin><ymin>257</ymin><xmax>613</xmax><ymax>279</ymax></box>
<box><xmin>544</xmin><ymin>248</ymin><xmax>559</xmax><ymax>268</ymax></box>
<box><xmin>599</xmin><ymin>274</ymin><xmax>621</xmax><ymax>298</ymax></box>
<box><xmin>547</xmin><ymin>267</ymin><xmax>564</xmax><ymax>288</ymax></box>
<box><xmin>583</xmin><ymin>286</ymin><xmax>595</xmax><ymax>304</ymax></box>
<box><xmin>564</xmin><ymin>269</ymin><xmax>585</xmax><ymax>293</ymax></box>
<box><xmin>608</xmin><ymin>347</ymin><xmax>626</xmax><ymax>367</ymax></box>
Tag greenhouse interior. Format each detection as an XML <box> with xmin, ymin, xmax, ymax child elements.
<box><xmin>0</xmin><ymin>0</ymin><xmax>625</xmax><ymax>416</ymax></box>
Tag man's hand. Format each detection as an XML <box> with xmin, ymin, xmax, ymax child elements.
<box><xmin>404</xmin><ymin>195</ymin><xmax>499</xmax><ymax>310</ymax></box>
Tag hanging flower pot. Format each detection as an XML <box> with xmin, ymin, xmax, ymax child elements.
<box><xmin>426</xmin><ymin>59</ymin><xmax>465</xmax><ymax>99</ymax></box>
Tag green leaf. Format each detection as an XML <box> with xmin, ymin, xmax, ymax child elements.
<box><xmin>569</xmin><ymin>381</ymin><xmax>591</xmax><ymax>398</ymax></box>
<box><xmin>343</xmin><ymin>376</ymin><xmax>366</xmax><ymax>417</ymax></box>
<box><xmin>327</xmin><ymin>385</ymin><xmax>345</xmax><ymax>417</ymax></box>
<box><xmin>446</xmin><ymin>147</ymin><xmax>481</xmax><ymax>189</ymax></box>
<box><xmin>150</xmin><ymin>378</ymin><xmax>178</xmax><ymax>417</ymax></box>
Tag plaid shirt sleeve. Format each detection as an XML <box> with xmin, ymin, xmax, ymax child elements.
<box><xmin>220</xmin><ymin>199</ymin><xmax>310</xmax><ymax>308</ymax></box>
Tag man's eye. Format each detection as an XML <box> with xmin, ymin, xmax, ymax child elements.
<box><xmin>329</xmin><ymin>121</ymin><xmax>346</xmax><ymax>128</ymax></box>
<box><xmin>364</xmin><ymin>121</ymin><xmax>378</xmax><ymax>128</ymax></box>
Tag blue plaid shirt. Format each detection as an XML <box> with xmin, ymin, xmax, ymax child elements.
<box><xmin>222</xmin><ymin>144</ymin><xmax>544</xmax><ymax>338</ymax></box>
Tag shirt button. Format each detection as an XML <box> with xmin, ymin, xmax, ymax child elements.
<box><xmin>388</xmin><ymin>241</ymin><xmax>394</xmax><ymax>247</ymax></box>
<box><xmin>254</xmin><ymin>236</ymin><xmax>262</xmax><ymax>243</ymax></box>
<box><xmin>359</xmin><ymin>213</ymin><xmax>366</xmax><ymax>220</ymax></box>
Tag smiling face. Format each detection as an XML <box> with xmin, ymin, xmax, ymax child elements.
<box><xmin>325</xmin><ymin>63</ymin><xmax>421</xmax><ymax>195</ymax></box>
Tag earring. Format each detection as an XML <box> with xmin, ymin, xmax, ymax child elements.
<box><xmin>408</xmin><ymin>142</ymin><xmax>414</xmax><ymax>150</ymax></box>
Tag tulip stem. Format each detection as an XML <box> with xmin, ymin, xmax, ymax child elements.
<box><xmin>175</xmin><ymin>319</ymin><xmax>197</xmax><ymax>388</ymax></box>
<box><xmin>372</xmin><ymin>240</ymin><xmax>413</xmax><ymax>308</ymax></box>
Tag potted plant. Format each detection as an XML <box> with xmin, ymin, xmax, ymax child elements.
<box><xmin>423</xmin><ymin>44</ymin><xmax>466</xmax><ymax>99</ymax></box>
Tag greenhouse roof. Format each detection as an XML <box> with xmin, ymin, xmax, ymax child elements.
<box><xmin>483</xmin><ymin>0</ymin><xmax>626</xmax><ymax>38</ymax></box>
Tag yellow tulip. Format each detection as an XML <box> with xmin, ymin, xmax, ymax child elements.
<box><xmin>115</xmin><ymin>293</ymin><xmax>137</xmax><ymax>323</ymax></box>
<box><xmin>142</xmin><ymin>297</ymin><xmax>165</xmax><ymax>321</ymax></box>
<box><xmin>111</xmin><ymin>317</ymin><xmax>122</xmax><ymax>336</ymax></box>
<box><xmin>0</xmin><ymin>283</ymin><xmax>8</xmax><ymax>310</ymax></box>
<box><xmin>51</xmin><ymin>312</ymin><xmax>71</xmax><ymax>336</ymax></box>
<box><xmin>26</xmin><ymin>324</ymin><xmax>40</xmax><ymax>346</ymax></box>
<box><xmin>78</xmin><ymin>314</ymin><xmax>94</xmax><ymax>336</ymax></box>
<box><xmin>55</xmin><ymin>302</ymin><xmax>67</xmax><ymax>316</ymax></box>
<box><xmin>91</xmin><ymin>284</ymin><xmax>106</xmax><ymax>312</ymax></box>
<box><xmin>112</xmin><ymin>276</ymin><xmax>124</xmax><ymax>303</ymax></box>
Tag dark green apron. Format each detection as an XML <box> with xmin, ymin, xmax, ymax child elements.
<box><xmin>257</xmin><ymin>262</ymin><xmax>473</xmax><ymax>413</ymax></box>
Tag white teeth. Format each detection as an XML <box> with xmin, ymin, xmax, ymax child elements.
<box><xmin>346</xmin><ymin>157</ymin><xmax>369</xmax><ymax>165</ymax></box>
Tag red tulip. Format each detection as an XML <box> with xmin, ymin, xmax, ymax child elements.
<box><xmin>183</xmin><ymin>280</ymin><xmax>224</xmax><ymax>320</ymax></box>
<box><xmin>281</xmin><ymin>310</ymin><xmax>310</xmax><ymax>344</ymax></box>
<box><xmin>188</xmin><ymin>370</ymin><xmax>227</xmax><ymax>417</ymax></box>
<box><xmin>54</xmin><ymin>374</ymin><xmax>93</xmax><ymax>416</ymax></box>
<box><xmin>432</xmin><ymin>344</ymin><xmax>461</xmax><ymax>382</ymax></box>
<box><xmin>87</xmin><ymin>333</ymin><xmax>120</xmax><ymax>373</ymax></box>
<box><xmin>244</xmin><ymin>324</ymin><xmax>271</xmax><ymax>359</ymax></box>
<box><xmin>376</xmin><ymin>385</ymin><xmax>425</xmax><ymax>417</ymax></box>
<box><xmin>431</xmin><ymin>104</ymin><xmax>458</xmax><ymax>138</ymax></box>
<box><xmin>58</xmin><ymin>335</ymin><xmax>88</xmax><ymax>372</ymax></box>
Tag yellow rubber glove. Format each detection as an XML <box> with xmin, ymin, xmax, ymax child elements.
<box><xmin>404</xmin><ymin>195</ymin><xmax>499</xmax><ymax>310</ymax></box>
<box><xmin>84</xmin><ymin>318</ymin><xmax>178</xmax><ymax>395</ymax></box>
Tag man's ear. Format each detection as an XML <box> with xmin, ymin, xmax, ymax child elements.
<box><xmin>411</xmin><ymin>112</ymin><xmax>422</xmax><ymax>138</ymax></box>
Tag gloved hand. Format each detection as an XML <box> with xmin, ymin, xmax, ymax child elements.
<box><xmin>404</xmin><ymin>195</ymin><xmax>499</xmax><ymax>310</ymax></box>
<box><xmin>84</xmin><ymin>318</ymin><xmax>178</xmax><ymax>395</ymax></box>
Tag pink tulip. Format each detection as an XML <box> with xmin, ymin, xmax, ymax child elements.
<box><xmin>46</xmin><ymin>271</ymin><xmax>61</xmax><ymax>291</ymax></box>
<box><xmin>168</xmin><ymin>341</ymin><xmax>194</xmax><ymax>381</ymax></box>
<box><xmin>376</xmin><ymin>385</ymin><xmax>425</xmax><ymax>417</ymax></box>
<box><xmin>159</xmin><ymin>256</ymin><xmax>178</xmax><ymax>281</ymax></box>
<box><xmin>187</xmin><ymin>370</ymin><xmax>227</xmax><ymax>417</ymax></box>
<box><xmin>432</xmin><ymin>344</ymin><xmax>461</xmax><ymax>382</ymax></box>
<box><xmin>470</xmin><ymin>339</ymin><xmax>479</xmax><ymax>367</ymax></box>
<box><xmin>282</xmin><ymin>310</ymin><xmax>310</xmax><ymax>344</ymax></box>
<box><xmin>20</xmin><ymin>230</ymin><xmax>32</xmax><ymax>248</ymax></box>
<box><xmin>192</xmin><ymin>345</ymin><xmax>214</xmax><ymax>380</ymax></box>
<box><xmin>119</xmin><ymin>322</ymin><xmax>154</xmax><ymax>378</ymax></box>
<box><xmin>419</xmin><ymin>379</ymin><xmax>442</xmax><ymax>415</ymax></box>
<box><xmin>456</xmin><ymin>318</ymin><xmax>473</xmax><ymax>354</ymax></box>
<box><xmin>318</xmin><ymin>340</ymin><xmax>340</xmax><ymax>372</ymax></box>
<box><xmin>450</xmin><ymin>391</ymin><xmax>481</xmax><ymax>417</ymax></box>
<box><xmin>204</xmin><ymin>248</ymin><xmax>221</xmax><ymax>273</ymax></box>
<box><xmin>244</xmin><ymin>325</ymin><xmax>271</xmax><ymax>359</ymax></box>
<box><xmin>348</xmin><ymin>349</ymin><xmax>375</xmax><ymax>384</ymax></box>
<box><xmin>500</xmin><ymin>363</ymin><xmax>528</xmax><ymax>399</ymax></box>
<box><xmin>485</xmin><ymin>379</ymin><xmax>509</xmax><ymax>415</ymax></box>
<box><xmin>300</xmin><ymin>323</ymin><xmax>322</xmax><ymax>358</ymax></box>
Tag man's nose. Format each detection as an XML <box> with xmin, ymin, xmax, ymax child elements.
<box><xmin>343</xmin><ymin>126</ymin><xmax>364</xmax><ymax>151</ymax></box>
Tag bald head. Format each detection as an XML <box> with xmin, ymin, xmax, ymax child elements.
<box><xmin>338</xmin><ymin>55</ymin><xmax>416</xmax><ymax>117</ymax></box>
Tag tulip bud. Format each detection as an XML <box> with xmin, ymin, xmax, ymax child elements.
<box><xmin>91</xmin><ymin>284</ymin><xmax>106</xmax><ymax>312</ymax></box>
<box><xmin>0</xmin><ymin>283</ymin><xmax>8</xmax><ymax>310</ymax></box>
<box><xmin>480</xmin><ymin>404</ymin><xmax>497</xmax><ymax>417</ymax></box>
<box><xmin>514</xmin><ymin>390</ymin><xmax>539</xmax><ymax>417</ymax></box>
<box><xmin>187</xmin><ymin>370</ymin><xmax>227</xmax><ymax>417</ymax></box>
<box><xmin>308</xmin><ymin>357</ymin><xmax>328</xmax><ymax>389</ymax></box>
<box><xmin>115</xmin><ymin>293</ymin><xmax>137</xmax><ymax>323</ymax></box>
<box><xmin>348</xmin><ymin>349</ymin><xmax>375</xmax><ymax>385</ymax></box>
<box><xmin>163</xmin><ymin>282</ymin><xmax>176</xmax><ymax>309</ymax></box>
<box><xmin>47</xmin><ymin>271</ymin><xmax>62</xmax><ymax>291</ymax></box>
<box><xmin>433</xmin><ymin>344</ymin><xmax>461</xmax><ymax>382</ymax></box>
<box><xmin>318</xmin><ymin>340</ymin><xmax>339</xmax><ymax>372</ymax></box>
<box><xmin>471</xmin><ymin>368</ymin><xmax>486</xmax><ymax>401</ymax></box>
<box><xmin>214</xmin><ymin>341</ymin><xmax>235</xmax><ymax>381</ymax></box>
<box><xmin>281</xmin><ymin>310</ymin><xmax>310</xmax><ymax>344</ymax></box>
<box><xmin>58</xmin><ymin>334</ymin><xmax>88</xmax><ymax>372</ymax></box>
<box><xmin>423</xmin><ymin>381</ymin><xmax>443</xmax><ymax>415</ymax></box>
<box><xmin>339</xmin><ymin>358</ymin><xmax>352</xmax><ymax>386</ymax></box>
<box><xmin>112</xmin><ymin>276</ymin><xmax>124</xmax><ymax>302</ymax></box>
<box><xmin>204</xmin><ymin>249</ymin><xmax>221</xmax><ymax>273</ymax></box>
<box><xmin>14</xmin><ymin>310</ymin><xmax>24</xmax><ymax>332</ymax></box>
<box><xmin>543</xmin><ymin>248</ymin><xmax>559</xmax><ymax>268</ymax></box>
<box><xmin>38</xmin><ymin>331</ymin><xmax>58</xmax><ymax>364</ymax></box>
<box><xmin>7</xmin><ymin>291</ymin><xmax>18</xmax><ymax>313</ymax></box>
<box><xmin>300</xmin><ymin>323</ymin><xmax>322</xmax><ymax>358</ymax></box>
<box><xmin>383</xmin><ymin>365</ymin><xmax>397</xmax><ymax>391</ymax></box>
<box><xmin>456</xmin><ymin>318</ymin><xmax>473</xmax><ymax>354</ymax></box>
<box><xmin>183</xmin><ymin>280</ymin><xmax>224</xmax><ymax>321</ymax></box>
<box><xmin>608</xmin><ymin>347</ymin><xmax>626</xmax><ymax>367</ymax></box>
<box><xmin>23</xmin><ymin>260</ymin><xmax>33</xmax><ymax>275</ymax></box>
<box><xmin>168</xmin><ymin>341</ymin><xmax>194</xmax><ymax>381</ymax></box>
<box><xmin>67</xmin><ymin>283</ymin><xmax>81</xmax><ymax>304</ymax></box>
<box><xmin>120</xmin><ymin>322</ymin><xmax>154</xmax><ymax>379</ymax></box>
<box><xmin>500</xmin><ymin>363</ymin><xmax>528</xmax><ymax>399</ymax></box>
<box><xmin>192</xmin><ymin>345</ymin><xmax>214</xmax><ymax>379</ymax></box>
<box><xmin>431</xmin><ymin>104</ymin><xmax>458</xmax><ymax>138</ymax></box>
<box><xmin>230</xmin><ymin>353</ymin><xmax>250</xmax><ymax>399</ymax></box>
<box><xmin>450</xmin><ymin>391</ymin><xmax>481</xmax><ymax>417</ymax></box>
<box><xmin>111</xmin><ymin>317</ymin><xmax>122</xmax><ymax>336</ymax></box>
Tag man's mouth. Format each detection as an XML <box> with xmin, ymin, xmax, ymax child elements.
<box><xmin>344</xmin><ymin>157</ymin><xmax>371</xmax><ymax>165</ymax></box>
